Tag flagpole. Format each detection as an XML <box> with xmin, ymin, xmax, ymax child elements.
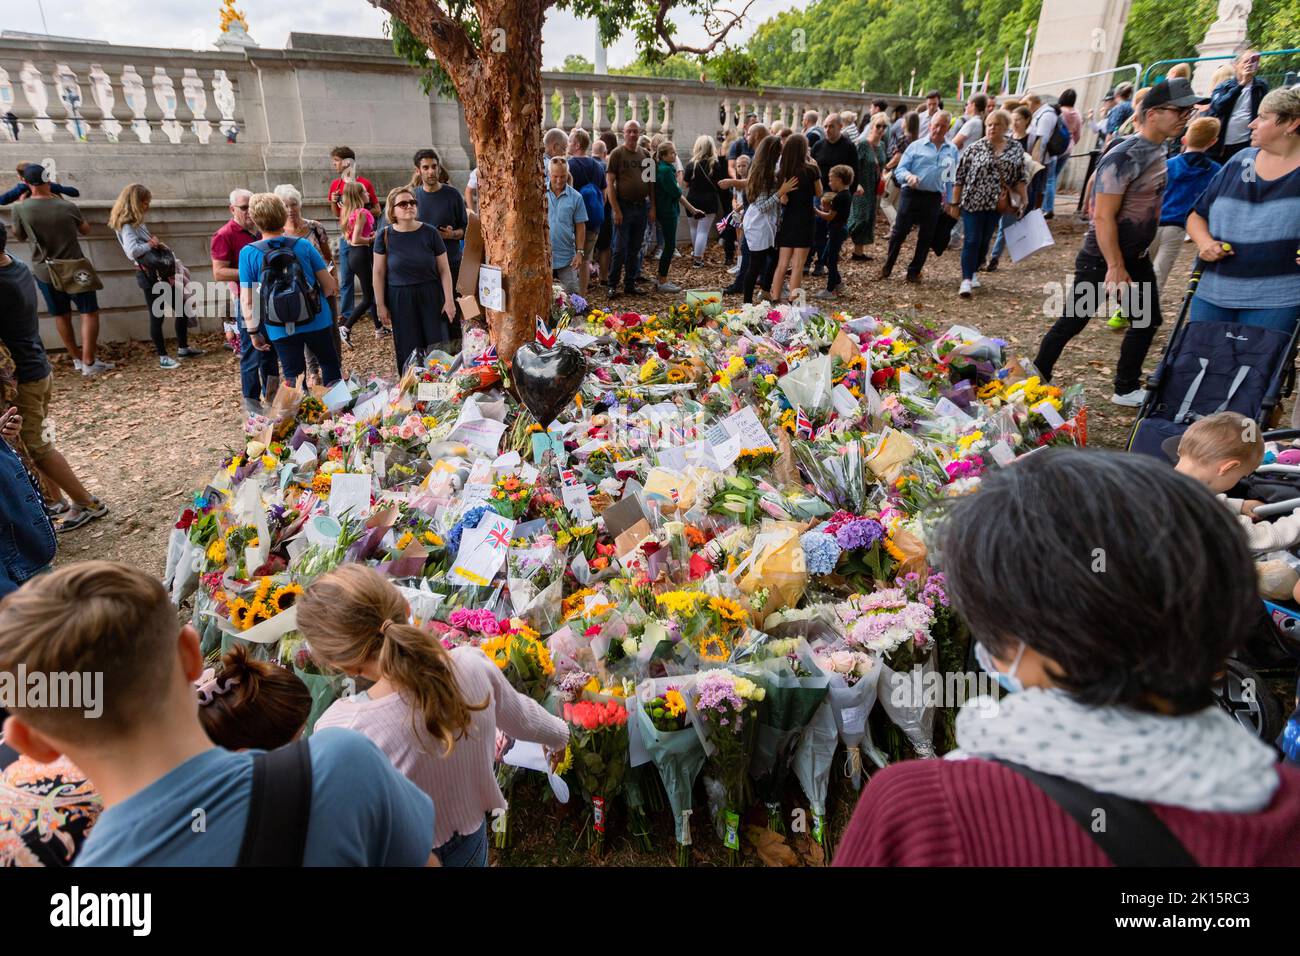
<box><xmin>909</xmin><ymin>68</ymin><xmax>916</xmax><ymax>98</ymax></box>
<box><xmin>972</xmin><ymin>48</ymin><xmax>982</xmax><ymax>100</ymax></box>
<box><xmin>1017</xmin><ymin>26</ymin><xmax>1033</xmax><ymax>94</ymax></box>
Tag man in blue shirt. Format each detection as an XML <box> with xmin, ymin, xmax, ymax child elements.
<box><xmin>1105</xmin><ymin>82</ymin><xmax>1135</xmax><ymax>141</ymax></box>
<box><xmin>0</xmin><ymin>561</ymin><xmax>438</xmax><ymax>866</ymax></box>
<box><xmin>546</xmin><ymin>157</ymin><xmax>588</xmax><ymax>294</ymax></box>
<box><xmin>880</xmin><ymin>112</ymin><xmax>958</xmax><ymax>283</ymax></box>
<box><xmin>238</xmin><ymin>192</ymin><xmax>341</xmax><ymax>388</ymax></box>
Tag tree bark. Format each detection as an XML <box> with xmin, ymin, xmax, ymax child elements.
<box><xmin>379</xmin><ymin>0</ymin><xmax>553</xmax><ymax>363</ymax></box>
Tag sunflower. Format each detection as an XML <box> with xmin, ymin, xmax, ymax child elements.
<box><xmin>708</xmin><ymin>596</ymin><xmax>747</xmax><ymax>625</ymax></box>
<box><xmin>480</xmin><ymin>635</ymin><xmax>510</xmax><ymax>669</ymax></box>
<box><xmin>254</xmin><ymin>577</ymin><xmax>275</xmax><ymax>604</ymax></box>
<box><xmin>883</xmin><ymin>535</ymin><xmax>906</xmax><ymax>562</ymax></box>
<box><xmin>553</xmin><ymin>744</ymin><xmax>573</xmax><ymax>776</ymax></box>
<box><xmin>229</xmin><ymin>598</ymin><xmax>254</xmax><ymax>630</ymax></box>
<box><xmin>271</xmin><ymin>583</ymin><xmax>303</xmax><ymax>613</ymax></box>
<box><xmin>696</xmin><ymin>634</ymin><xmax>730</xmax><ymax>663</ymax></box>
<box><xmin>667</xmin><ymin>366</ymin><xmax>687</xmax><ymax>383</ymax></box>
<box><xmin>395</xmin><ymin>531</ymin><xmax>415</xmax><ymax>552</ymax></box>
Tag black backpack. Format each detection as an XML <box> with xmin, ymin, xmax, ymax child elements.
<box><xmin>1045</xmin><ymin>105</ymin><xmax>1071</xmax><ymax>158</ymax></box>
<box><xmin>253</xmin><ymin>237</ymin><xmax>318</xmax><ymax>335</ymax></box>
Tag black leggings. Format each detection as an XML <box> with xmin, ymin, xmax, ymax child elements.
<box><xmin>742</xmin><ymin>247</ymin><xmax>777</xmax><ymax>304</ymax></box>
<box><xmin>137</xmin><ymin>271</ymin><xmax>189</xmax><ymax>356</ymax></box>
<box><xmin>344</xmin><ymin>244</ymin><xmax>379</xmax><ymax>330</ymax></box>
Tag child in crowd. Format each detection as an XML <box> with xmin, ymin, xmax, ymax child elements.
<box><xmin>1174</xmin><ymin>411</ymin><xmax>1300</xmax><ymax>552</ymax></box>
<box><xmin>0</xmin><ymin>562</ymin><xmax>437</xmax><ymax>866</ymax></box>
<box><xmin>339</xmin><ymin>182</ymin><xmax>380</xmax><ymax>342</ymax></box>
<box><xmin>1149</xmin><ymin>117</ymin><xmax>1222</xmax><ymax>295</ymax></box>
<box><xmin>813</xmin><ymin>164</ymin><xmax>854</xmax><ymax>299</ymax></box>
<box><xmin>652</xmin><ymin>141</ymin><xmax>704</xmax><ymax>295</ymax></box>
<box><xmin>297</xmin><ymin>564</ymin><xmax>569</xmax><ymax>868</ymax></box>
<box><xmin>0</xmin><ymin>162</ymin><xmax>80</xmax><ymax>205</ymax></box>
<box><xmin>721</xmin><ymin>153</ymin><xmax>751</xmax><ymax>295</ymax></box>
<box><xmin>197</xmin><ymin>643</ymin><xmax>313</xmax><ymax>751</ymax></box>
<box><xmin>722</xmin><ymin>136</ymin><xmax>799</xmax><ymax>304</ymax></box>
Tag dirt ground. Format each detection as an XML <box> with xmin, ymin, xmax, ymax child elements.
<box><xmin>51</xmin><ymin>199</ymin><xmax>1192</xmax><ymax>571</ymax></box>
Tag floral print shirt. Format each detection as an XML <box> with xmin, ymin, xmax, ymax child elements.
<box><xmin>955</xmin><ymin>138</ymin><xmax>1027</xmax><ymax>212</ymax></box>
<box><xmin>1</xmin><ymin>744</ymin><xmax>101</xmax><ymax>866</ymax></box>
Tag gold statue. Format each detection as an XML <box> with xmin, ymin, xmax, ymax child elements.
<box><xmin>219</xmin><ymin>0</ymin><xmax>249</xmax><ymax>33</ymax></box>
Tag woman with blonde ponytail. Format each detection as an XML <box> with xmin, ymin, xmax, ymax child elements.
<box><xmin>299</xmin><ymin>564</ymin><xmax>568</xmax><ymax>867</ymax></box>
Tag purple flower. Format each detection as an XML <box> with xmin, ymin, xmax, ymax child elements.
<box><xmin>835</xmin><ymin>518</ymin><xmax>884</xmax><ymax>551</ymax></box>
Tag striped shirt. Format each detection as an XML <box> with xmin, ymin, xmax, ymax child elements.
<box><xmin>1192</xmin><ymin>148</ymin><xmax>1300</xmax><ymax>310</ymax></box>
<box><xmin>314</xmin><ymin>645</ymin><xmax>569</xmax><ymax>848</ymax></box>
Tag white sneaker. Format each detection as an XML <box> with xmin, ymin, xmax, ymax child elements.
<box><xmin>73</xmin><ymin>358</ymin><xmax>84</xmax><ymax>372</ymax></box>
<box><xmin>82</xmin><ymin>359</ymin><xmax>114</xmax><ymax>376</ymax></box>
<box><xmin>728</xmin><ymin>263</ymin><xmax>741</xmax><ymax>276</ymax></box>
<box><xmin>1110</xmin><ymin>389</ymin><xmax>1147</xmax><ymax>408</ymax></box>
<box><xmin>959</xmin><ymin>279</ymin><xmax>972</xmax><ymax>298</ymax></box>
<box><xmin>656</xmin><ymin>281</ymin><xmax>682</xmax><ymax>293</ymax></box>
<box><xmin>970</xmin><ymin>275</ymin><xmax>981</xmax><ymax>289</ymax></box>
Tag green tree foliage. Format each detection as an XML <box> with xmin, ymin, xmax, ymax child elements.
<box><xmin>746</xmin><ymin>0</ymin><xmax>1042</xmax><ymax>95</ymax></box>
<box><xmin>560</xmin><ymin>54</ymin><xmax>596</xmax><ymax>73</ymax></box>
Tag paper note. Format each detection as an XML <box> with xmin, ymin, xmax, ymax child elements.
<box><xmin>321</xmin><ymin>380</ymin><xmax>353</xmax><ymax>413</ymax></box>
<box><xmin>558</xmin><ymin>329</ymin><xmax>597</xmax><ymax>349</ymax></box>
<box><xmin>329</xmin><ymin>473</ymin><xmax>372</xmax><ymax>520</ymax></box>
<box><xmin>832</xmin><ymin>384</ymin><xmax>860</xmax><ymax>419</ymax></box>
<box><xmin>1034</xmin><ymin>401</ymin><xmax>1067</xmax><ymax>429</ymax></box>
<box><xmin>707</xmin><ymin>406</ymin><xmax>772</xmax><ymax>452</ymax></box>
<box><xmin>352</xmin><ymin>391</ymin><xmax>387</xmax><ymax>422</ymax></box>
<box><xmin>839</xmin><ymin>703</ymin><xmax>869</xmax><ymax>734</ymax></box>
<box><xmin>449</xmin><ymin>417</ymin><xmax>506</xmax><ymax>455</ymax></box>
<box><xmin>711</xmin><ymin>432</ymin><xmax>744</xmax><ymax>470</ymax></box>
<box><xmin>291</xmin><ymin>442</ymin><xmax>317</xmax><ymax>466</ymax></box>
<box><xmin>461</xmin><ymin>481</ymin><xmax>494</xmax><ymax>508</ymax></box>
<box><xmin>934</xmin><ymin>397</ymin><xmax>974</xmax><ymax>424</ymax></box>
<box><xmin>562</xmin><ymin>480</ymin><xmax>594</xmax><ymax>523</ymax></box>
<box><xmin>418</xmin><ymin>381</ymin><xmax>455</xmax><ymax>402</ymax></box>
<box><xmin>988</xmin><ymin>440</ymin><xmax>1016</xmax><ymax>467</ymax></box>
<box><xmin>448</xmin><ymin>512</ymin><xmax>516</xmax><ymax>586</ymax></box>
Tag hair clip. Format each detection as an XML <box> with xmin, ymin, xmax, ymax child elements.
<box><xmin>195</xmin><ymin>667</ymin><xmax>241</xmax><ymax>706</ymax></box>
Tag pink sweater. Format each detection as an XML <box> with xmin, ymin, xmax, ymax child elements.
<box><xmin>314</xmin><ymin>646</ymin><xmax>569</xmax><ymax>847</ymax></box>
<box><xmin>834</xmin><ymin>757</ymin><xmax>1300</xmax><ymax>866</ymax></box>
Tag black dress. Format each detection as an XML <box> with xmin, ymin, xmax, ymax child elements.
<box><xmin>775</xmin><ymin>165</ymin><xmax>819</xmax><ymax>249</ymax></box>
<box><xmin>684</xmin><ymin>158</ymin><xmax>727</xmax><ymax>216</ymax></box>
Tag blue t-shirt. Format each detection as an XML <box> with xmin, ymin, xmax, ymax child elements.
<box><xmin>238</xmin><ymin>236</ymin><xmax>333</xmax><ymax>341</ymax></box>
<box><xmin>547</xmin><ymin>183</ymin><xmax>588</xmax><ymax>269</ymax></box>
<box><xmin>1192</xmin><ymin>148</ymin><xmax>1300</xmax><ymax>310</ymax></box>
<box><xmin>74</xmin><ymin>729</ymin><xmax>435</xmax><ymax>866</ymax></box>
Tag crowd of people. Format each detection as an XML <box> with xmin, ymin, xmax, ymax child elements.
<box><xmin>0</xmin><ymin>51</ymin><xmax>1298</xmax><ymax>871</ymax></box>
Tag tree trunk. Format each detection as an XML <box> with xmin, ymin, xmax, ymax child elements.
<box><xmin>382</xmin><ymin>0</ymin><xmax>553</xmax><ymax>364</ymax></box>
<box><xmin>462</xmin><ymin>27</ymin><xmax>552</xmax><ymax>364</ymax></box>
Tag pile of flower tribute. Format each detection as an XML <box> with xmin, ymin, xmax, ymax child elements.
<box><xmin>163</xmin><ymin>287</ymin><xmax>1086</xmax><ymax>863</ymax></box>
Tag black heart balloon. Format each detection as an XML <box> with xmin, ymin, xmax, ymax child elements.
<box><xmin>513</xmin><ymin>342</ymin><xmax>587</xmax><ymax>427</ymax></box>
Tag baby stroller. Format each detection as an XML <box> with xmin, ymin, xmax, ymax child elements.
<box><xmin>1128</xmin><ymin>264</ymin><xmax>1300</xmax><ymax>458</ymax></box>
<box><xmin>1133</xmin><ymin>261</ymin><xmax>1300</xmax><ymax>744</ymax></box>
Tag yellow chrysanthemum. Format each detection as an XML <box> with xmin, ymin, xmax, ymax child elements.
<box><xmin>206</xmin><ymin>538</ymin><xmax>227</xmax><ymax>565</ymax></box>
<box><xmin>553</xmin><ymin>744</ymin><xmax>573</xmax><ymax>776</ymax></box>
<box><xmin>311</xmin><ymin>473</ymin><xmax>332</xmax><ymax>498</ymax></box>
<box><xmin>395</xmin><ymin>531</ymin><xmax>415</xmax><ymax>552</ymax></box>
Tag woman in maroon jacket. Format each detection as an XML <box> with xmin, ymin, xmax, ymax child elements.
<box><xmin>835</xmin><ymin>448</ymin><xmax>1300</xmax><ymax>867</ymax></box>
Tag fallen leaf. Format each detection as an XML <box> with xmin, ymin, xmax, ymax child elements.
<box><xmin>744</xmin><ymin>826</ymin><xmax>798</xmax><ymax>867</ymax></box>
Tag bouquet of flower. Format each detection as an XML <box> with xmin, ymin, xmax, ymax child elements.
<box><xmin>732</xmin><ymin>636</ymin><xmax>829</xmax><ymax>832</ymax></box>
<box><xmin>563</xmin><ymin>697</ymin><xmax>630</xmax><ymax>855</ymax></box>
<box><xmin>691</xmin><ymin>667</ymin><xmax>766</xmax><ymax>864</ymax></box>
<box><xmin>635</xmin><ymin>678</ymin><xmax>705</xmax><ymax>865</ymax></box>
<box><xmin>479</xmin><ymin>621</ymin><xmax>554</xmax><ymax>702</ymax></box>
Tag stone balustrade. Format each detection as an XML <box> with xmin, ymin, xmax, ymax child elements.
<box><xmin>0</xmin><ymin>31</ymin><xmax>917</xmax><ymax>347</ymax></box>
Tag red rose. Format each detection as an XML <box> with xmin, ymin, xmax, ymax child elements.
<box><xmin>622</xmin><ymin>312</ymin><xmax>642</xmax><ymax>327</ymax></box>
<box><xmin>871</xmin><ymin>369</ymin><xmax>891</xmax><ymax>388</ymax></box>
<box><xmin>175</xmin><ymin>509</ymin><xmax>196</xmax><ymax>530</ymax></box>
<box><xmin>776</xmin><ymin>361</ymin><xmax>789</xmax><ymax>376</ymax></box>
<box><xmin>655</xmin><ymin>342</ymin><xmax>671</xmax><ymax>360</ymax></box>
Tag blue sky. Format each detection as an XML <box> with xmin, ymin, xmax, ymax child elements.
<box><xmin>21</xmin><ymin>0</ymin><xmax>801</xmax><ymax>70</ymax></box>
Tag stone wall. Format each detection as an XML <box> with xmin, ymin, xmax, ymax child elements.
<box><xmin>0</xmin><ymin>31</ymin><xmax>916</xmax><ymax>347</ymax></box>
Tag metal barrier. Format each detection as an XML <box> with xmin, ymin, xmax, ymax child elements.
<box><xmin>1020</xmin><ymin>62</ymin><xmax>1144</xmax><ymax>98</ymax></box>
<box><xmin>1142</xmin><ymin>48</ymin><xmax>1300</xmax><ymax>89</ymax></box>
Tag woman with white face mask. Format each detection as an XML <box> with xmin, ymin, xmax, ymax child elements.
<box><xmin>835</xmin><ymin>448</ymin><xmax>1300</xmax><ymax>867</ymax></box>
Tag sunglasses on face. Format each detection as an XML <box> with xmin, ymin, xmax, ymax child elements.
<box><xmin>234</xmin><ymin>204</ymin><xmax>249</xmax><ymax>211</ymax></box>
<box><xmin>394</xmin><ymin>200</ymin><xmax>418</xmax><ymax>208</ymax></box>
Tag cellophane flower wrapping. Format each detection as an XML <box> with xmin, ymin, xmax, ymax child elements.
<box><xmin>636</xmin><ymin>676</ymin><xmax>706</xmax><ymax>863</ymax></box>
<box><xmin>563</xmin><ymin>695</ymin><xmax>630</xmax><ymax>851</ymax></box>
<box><xmin>731</xmin><ymin>636</ymin><xmax>829</xmax><ymax>831</ymax></box>
<box><xmin>877</xmin><ymin>648</ymin><xmax>938</xmax><ymax>759</ymax></box>
<box><xmin>689</xmin><ymin>667</ymin><xmax>766</xmax><ymax>861</ymax></box>
<box><xmin>791</xmin><ymin>700</ymin><xmax>838</xmax><ymax>852</ymax></box>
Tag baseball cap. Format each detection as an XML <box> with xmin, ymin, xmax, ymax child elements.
<box><xmin>1143</xmin><ymin>77</ymin><xmax>1210</xmax><ymax>110</ymax></box>
<box><xmin>20</xmin><ymin>163</ymin><xmax>46</xmax><ymax>185</ymax></box>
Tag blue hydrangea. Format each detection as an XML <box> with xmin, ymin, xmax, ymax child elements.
<box><xmin>801</xmin><ymin>531</ymin><xmax>842</xmax><ymax>576</ymax></box>
<box><xmin>448</xmin><ymin>504</ymin><xmax>492</xmax><ymax>555</ymax></box>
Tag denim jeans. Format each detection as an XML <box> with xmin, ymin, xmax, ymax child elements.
<box><xmin>608</xmin><ymin>200</ymin><xmax>648</xmax><ymax>292</ymax></box>
<box><xmin>1189</xmin><ymin>296</ymin><xmax>1300</xmax><ymax>333</ymax></box>
<box><xmin>959</xmin><ymin>209</ymin><xmax>1002</xmax><ymax>280</ymax></box>
<box><xmin>988</xmin><ymin>211</ymin><xmax>1019</xmax><ymax>261</ymax></box>
<box><xmin>239</xmin><ymin>323</ymin><xmax>280</xmax><ymax>402</ymax></box>
<box><xmin>1041</xmin><ymin>155</ymin><xmax>1060</xmax><ymax>214</ymax></box>
<box><xmin>337</xmin><ymin>235</ymin><xmax>355</xmax><ymax>319</ymax></box>
<box><xmin>271</xmin><ymin>325</ymin><xmax>341</xmax><ymax>386</ymax></box>
<box><xmin>436</xmin><ymin>821</ymin><xmax>488</xmax><ymax>867</ymax></box>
